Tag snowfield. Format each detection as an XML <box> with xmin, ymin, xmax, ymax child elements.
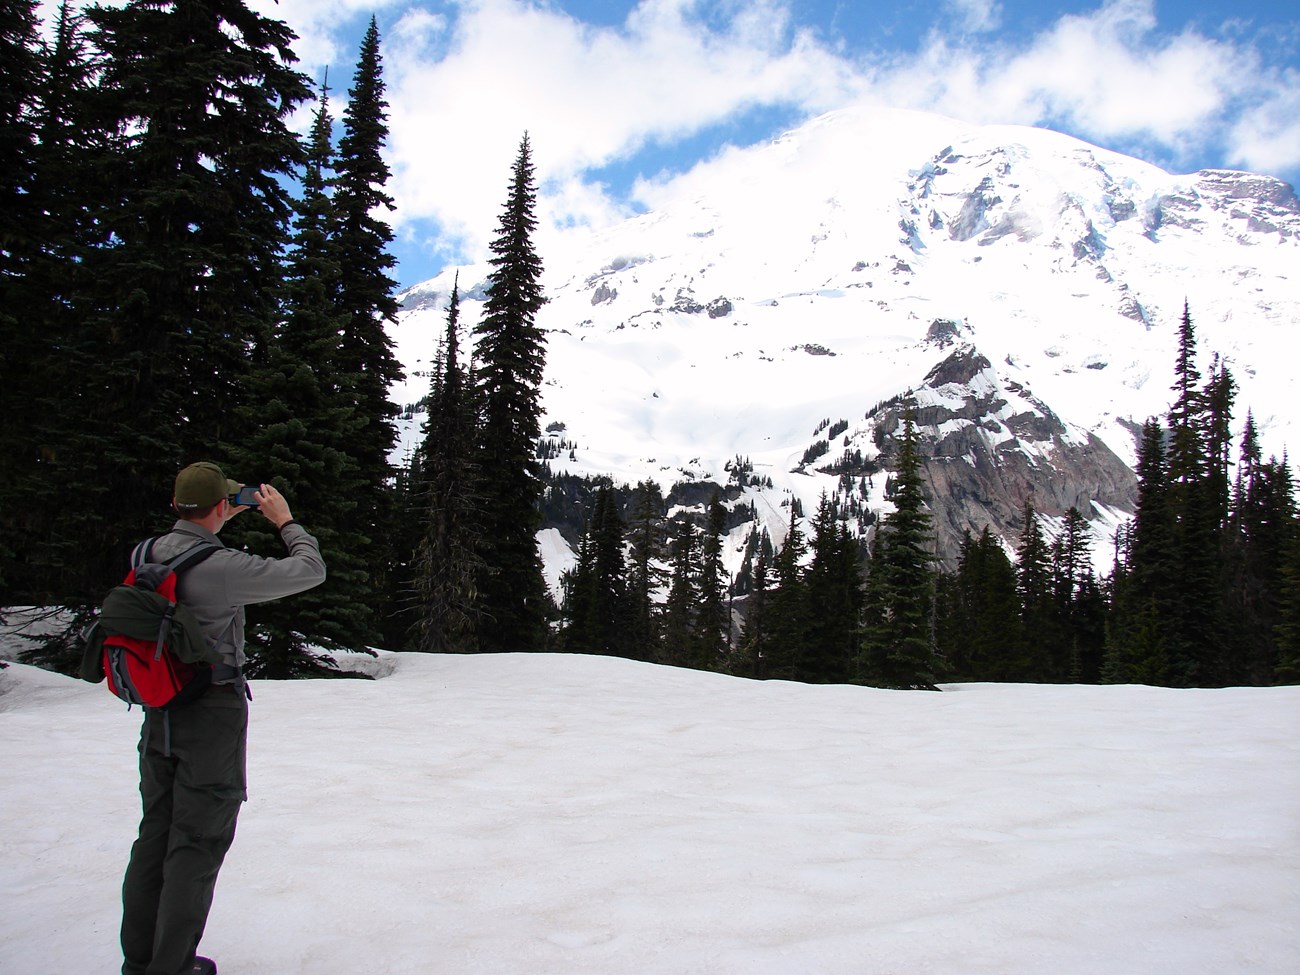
<box><xmin>2</xmin><ymin>650</ymin><xmax>1297</xmax><ymax>975</ymax></box>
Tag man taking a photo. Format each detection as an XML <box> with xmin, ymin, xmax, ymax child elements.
<box><xmin>120</xmin><ymin>461</ymin><xmax>326</xmax><ymax>975</ymax></box>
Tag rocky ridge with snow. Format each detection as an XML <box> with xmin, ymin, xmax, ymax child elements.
<box><xmin>393</xmin><ymin>106</ymin><xmax>1300</xmax><ymax>581</ymax></box>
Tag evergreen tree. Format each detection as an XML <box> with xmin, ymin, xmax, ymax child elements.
<box><xmin>472</xmin><ymin>133</ymin><xmax>550</xmax><ymax>652</ymax></box>
<box><xmin>940</xmin><ymin>527</ymin><xmax>1021</xmax><ymax>681</ymax></box>
<box><xmin>410</xmin><ymin>278</ymin><xmax>483</xmax><ymax>653</ymax></box>
<box><xmin>1164</xmin><ymin>306</ymin><xmax>1230</xmax><ymax>685</ymax></box>
<box><xmin>1105</xmin><ymin>419</ymin><xmax>1175</xmax><ymax>684</ymax></box>
<box><xmin>0</xmin><ymin>0</ymin><xmax>41</xmax><ymax>614</ymax></box>
<box><xmin>230</xmin><ymin>79</ymin><xmax>374</xmax><ymax>677</ymax></box>
<box><xmin>0</xmin><ymin>0</ymin><xmax>39</xmax><ymax>266</ymax></box>
<box><xmin>692</xmin><ymin>491</ymin><xmax>730</xmax><ymax>670</ymax></box>
<box><xmin>1052</xmin><ymin>507</ymin><xmax>1103</xmax><ymax>682</ymax></box>
<box><xmin>0</xmin><ymin>0</ymin><xmax>95</xmax><ymax>606</ymax></box>
<box><xmin>1273</xmin><ymin>489</ymin><xmax>1300</xmax><ymax>684</ymax></box>
<box><xmin>330</xmin><ymin>16</ymin><xmax>405</xmax><ymax>646</ymax></box>
<box><xmin>1225</xmin><ymin>428</ymin><xmax>1296</xmax><ymax>685</ymax></box>
<box><xmin>626</xmin><ymin>480</ymin><xmax>667</xmax><ymax>661</ymax></box>
<box><xmin>763</xmin><ymin>506</ymin><xmax>808</xmax><ymax>681</ymax></box>
<box><xmin>1014</xmin><ymin>497</ymin><xmax>1058</xmax><ymax>679</ymax></box>
<box><xmin>558</xmin><ymin>484</ymin><xmax>632</xmax><ymax>657</ymax></box>
<box><xmin>50</xmin><ymin>0</ymin><xmax>310</xmax><ymax>606</ymax></box>
<box><xmin>803</xmin><ymin>493</ymin><xmax>861</xmax><ymax>683</ymax></box>
<box><xmin>860</xmin><ymin>412</ymin><xmax>938</xmax><ymax>689</ymax></box>
<box><xmin>734</xmin><ymin>545</ymin><xmax>770</xmax><ymax>678</ymax></box>
<box><xmin>660</xmin><ymin>518</ymin><xmax>698</xmax><ymax>666</ymax></box>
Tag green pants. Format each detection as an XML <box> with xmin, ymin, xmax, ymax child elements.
<box><xmin>121</xmin><ymin>688</ymin><xmax>248</xmax><ymax>975</ymax></box>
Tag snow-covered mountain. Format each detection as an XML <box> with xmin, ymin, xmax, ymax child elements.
<box><xmin>392</xmin><ymin>105</ymin><xmax>1300</xmax><ymax>582</ymax></box>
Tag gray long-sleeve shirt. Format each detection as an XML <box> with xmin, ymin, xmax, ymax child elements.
<box><xmin>149</xmin><ymin>520</ymin><xmax>327</xmax><ymax>671</ymax></box>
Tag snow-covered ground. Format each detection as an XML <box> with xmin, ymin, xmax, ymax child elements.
<box><xmin>3</xmin><ymin>646</ymin><xmax>1297</xmax><ymax>975</ymax></box>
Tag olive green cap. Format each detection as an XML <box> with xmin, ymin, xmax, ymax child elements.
<box><xmin>174</xmin><ymin>461</ymin><xmax>239</xmax><ymax>510</ymax></box>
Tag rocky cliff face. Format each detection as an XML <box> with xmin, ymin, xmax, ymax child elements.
<box><xmin>838</xmin><ymin>345</ymin><xmax>1137</xmax><ymax>564</ymax></box>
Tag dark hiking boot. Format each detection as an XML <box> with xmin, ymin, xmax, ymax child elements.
<box><xmin>189</xmin><ymin>957</ymin><xmax>217</xmax><ymax>975</ymax></box>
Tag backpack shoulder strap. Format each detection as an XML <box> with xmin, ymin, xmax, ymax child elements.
<box><xmin>131</xmin><ymin>536</ymin><xmax>221</xmax><ymax>574</ymax></box>
<box><xmin>167</xmin><ymin>543</ymin><xmax>221</xmax><ymax>575</ymax></box>
<box><xmin>130</xmin><ymin>537</ymin><xmax>157</xmax><ymax>569</ymax></box>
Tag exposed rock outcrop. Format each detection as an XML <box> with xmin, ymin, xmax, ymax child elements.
<box><xmin>835</xmin><ymin>346</ymin><xmax>1138</xmax><ymax>565</ymax></box>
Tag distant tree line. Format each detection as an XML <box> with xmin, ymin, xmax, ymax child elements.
<box><xmin>546</xmin><ymin>305</ymin><xmax>1298</xmax><ymax>689</ymax></box>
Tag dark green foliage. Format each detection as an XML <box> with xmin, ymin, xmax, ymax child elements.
<box><xmin>558</xmin><ymin>484</ymin><xmax>635</xmax><ymax>657</ymax></box>
<box><xmin>472</xmin><ymin>134</ymin><xmax>550</xmax><ymax>652</ymax></box>
<box><xmin>1105</xmin><ymin>419</ymin><xmax>1175</xmax><ymax>683</ymax></box>
<box><xmin>8</xmin><ymin>0</ymin><xmax>311</xmax><ymax>648</ymax></box>
<box><xmin>692</xmin><ymin>491</ymin><xmax>731</xmax><ymax>670</ymax></box>
<box><xmin>938</xmin><ymin>527</ymin><xmax>1021</xmax><ymax>681</ymax></box>
<box><xmin>330</xmin><ymin>17</ymin><xmax>405</xmax><ymax>647</ymax></box>
<box><xmin>1014</xmin><ymin>497</ymin><xmax>1058</xmax><ymax>679</ymax></box>
<box><xmin>229</xmin><ymin>81</ymin><xmax>374</xmax><ymax>678</ymax></box>
<box><xmin>1223</xmin><ymin>416</ymin><xmax>1297</xmax><ymax>683</ymax></box>
<box><xmin>860</xmin><ymin>412</ymin><xmax>938</xmax><ymax>689</ymax></box>
<box><xmin>1052</xmin><ymin>508</ymin><xmax>1105</xmax><ymax>683</ymax></box>
<box><xmin>660</xmin><ymin>519</ymin><xmax>698</xmax><ymax>666</ymax></box>
<box><xmin>626</xmin><ymin>481</ymin><xmax>668</xmax><ymax>660</ymax></box>
<box><xmin>1274</xmin><ymin>498</ymin><xmax>1300</xmax><ymax>683</ymax></box>
<box><xmin>410</xmin><ymin>279</ymin><xmax>484</xmax><ymax>653</ymax></box>
<box><xmin>802</xmin><ymin>493</ymin><xmax>862</xmax><ymax>683</ymax></box>
<box><xmin>1101</xmin><ymin>304</ymin><xmax>1294</xmax><ymax>687</ymax></box>
<box><xmin>759</xmin><ymin>507</ymin><xmax>808</xmax><ymax>680</ymax></box>
<box><xmin>1161</xmin><ymin>306</ymin><xmax>1230</xmax><ymax>685</ymax></box>
<box><xmin>1</xmin><ymin>1</ymin><xmax>108</xmax><ymax>614</ymax></box>
<box><xmin>0</xmin><ymin>0</ymin><xmax>54</xmax><ymax>599</ymax></box>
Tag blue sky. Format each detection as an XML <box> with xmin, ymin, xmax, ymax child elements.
<box><xmin>41</xmin><ymin>1</ymin><xmax>1300</xmax><ymax>287</ymax></box>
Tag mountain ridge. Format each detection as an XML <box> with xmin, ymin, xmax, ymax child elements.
<box><xmin>393</xmin><ymin>105</ymin><xmax>1300</xmax><ymax>580</ymax></box>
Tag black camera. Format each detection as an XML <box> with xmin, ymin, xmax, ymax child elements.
<box><xmin>229</xmin><ymin>485</ymin><xmax>261</xmax><ymax>508</ymax></box>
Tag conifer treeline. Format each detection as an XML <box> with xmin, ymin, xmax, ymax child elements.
<box><xmin>546</xmin><ymin>308</ymin><xmax>1298</xmax><ymax>689</ymax></box>
<box><xmin>0</xmin><ymin>2</ymin><xmax>552</xmax><ymax>673</ymax></box>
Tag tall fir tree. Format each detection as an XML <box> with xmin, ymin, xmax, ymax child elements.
<box><xmin>1052</xmin><ymin>507</ymin><xmax>1104</xmax><ymax>682</ymax></box>
<box><xmin>228</xmin><ymin>78</ymin><xmax>374</xmax><ymax>677</ymax></box>
<box><xmin>938</xmin><ymin>527</ymin><xmax>1021</xmax><ymax>681</ymax></box>
<box><xmin>1104</xmin><ymin>419</ymin><xmax>1175</xmax><ymax>684</ymax></box>
<box><xmin>660</xmin><ymin>519</ymin><xmax>698</xmax><ymax>666</ymax></box>
<box><xmin>410</xmin><ymin>278</ymin><xmax>484</xmax><ymax>653</ymax></box>
<box><xmin>558</xmin><ymin>483</ymin><xmax>633</xmax><ymax>657</ymax></box>
<box><xmin>692</xmin><ymin>491</ymin><xmax>731</xmax><ymax>670</ymax></box>
<box><xmin>1225</xmin><ymin>419</ymin><xmax>1296</xmax><ymax>685</ymax></box>
<box><xmin>860</xmin><ymin>412</ymin><xmax>938</xmax><ymax>689</ymax></box>
<box><xmin>0</xmin><ymin>0</ymin><xmax>72</xmax><ymax>604</ymax></box>
<box><xmin>626</xmin><ymin>480</ymin><xmax>668</xmax><ymax>661</ymax></box>
<box><xmin>0</xmin><ymin>0</ymin><xmax>40</xmax><ymax>269</ymax></box>
<box><xmin>734</xmin><ymin>542</ymin><xmax>770</xmax><ymax>679</ymax></box>
<box><xmin>1273</xmin><ymin>487</ymin><xmax>1300</xmax><ymax>684</ymax></box>
<box><xmin>803</xmin><ymin>493</ymin><xmax>862</xmax><ymax>683</ymax></box>
<box><xmin>472</xmin><ymin>133</ymin><xmax>550</xmax><ymax>652</ymax></box>
<box><xmin>48</xmin><ymin>0</ymin><xmax>310</xmax><ymax>608</ymax></box>
<box><xmin>1015</xmin><ymin>497</ymin><xmax>1059</xmax><ymax>679</ymax></box>
<box><xmin>330</xmin><ymin>16</ymin><xmax>405</xmax><ymax>646</ymax></box>
<box><xmin>762</xmin><ymin>506</ymin><xmax>808</xmax><ymax>681</ymax></box>
<box><xmin>1165</xmin><ymin>304</ymin><xmax>1230</xmax><ymax>685</ymax></box>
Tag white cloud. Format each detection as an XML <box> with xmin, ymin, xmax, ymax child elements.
<box><xmin>869</xmin><ymin>0</ymin><xmax>1275</xmax><ymax>174</ymax></box>
<box><xmin>32</xmin><ymin>0</ymin><xmax>1300</xmax><ymax>277</ymax></box>
<box><xmin>245</xmin><ymin>0</ymin><xmax>407</xmax><ymax>70</ymax></box>
<box><xmin>943</xmin><ymin>0</ymin><xmax>1002</xmax><ymax>34</ymax></box>
<box><xmin>380</xmin><ymin>0</ymin><xmax>858</xmax><ymax>261</ymax></box>
<box><xmin>1225</xmin><ymin>72</ymin><xmax>1300</xmax><ymax>177</ymax></box>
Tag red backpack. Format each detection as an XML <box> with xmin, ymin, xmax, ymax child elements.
<box><xmin>84</xmin><ymin>539</ymin><xmax>223</xmax><ymax>710</ymax></box>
